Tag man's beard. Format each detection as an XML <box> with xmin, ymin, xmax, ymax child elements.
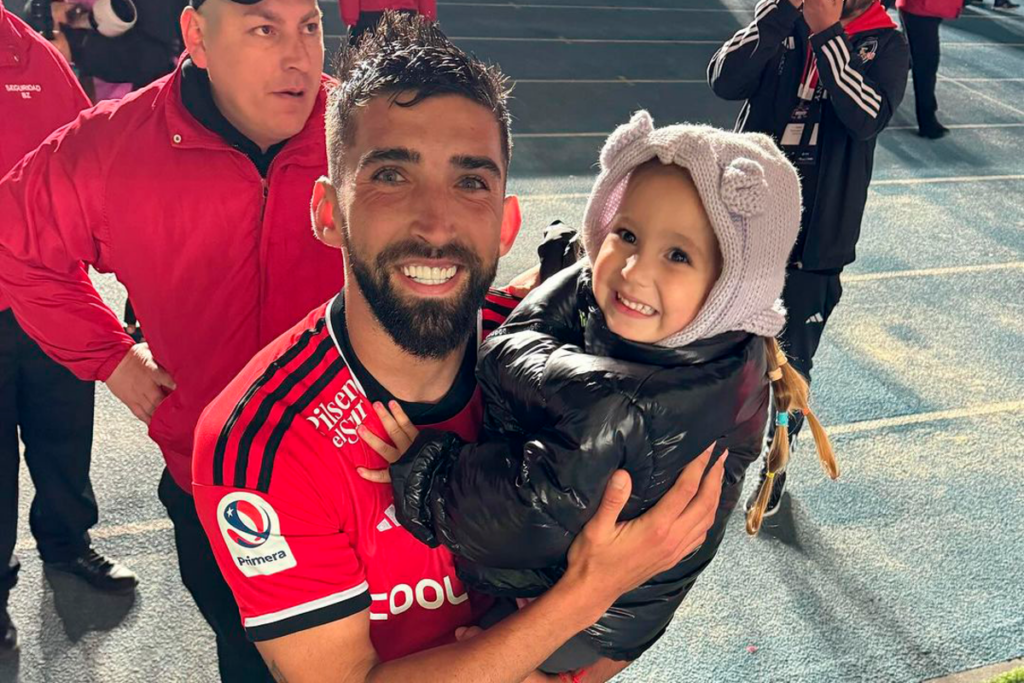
<box><xmin>349</xmin><ymin>238</ymin><xmax>498</xmax><ymax>359</ymax></box>
<box><xmin>842</xmin><ymin>0</ymin><xmax>874</xmax><ymax>18</ymax></box>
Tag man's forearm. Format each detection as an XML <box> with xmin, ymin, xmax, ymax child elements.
<box><xmin>366</xmin><ymin>581</ymin><xmax>604</xmax><ymax>683</ymax></box>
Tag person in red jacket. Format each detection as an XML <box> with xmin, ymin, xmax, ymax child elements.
<box><xmin>341</xmin><ymin>0</ymin><xmax>437</xmax><ymax>44</ymax></box>
<box><xmin>0</xmin><ymin>0</ymin><xmax>340</xmax><ymax>679</ymax></box>
<box><xmin>897</xmin><ymin>0</ymin><xmax>964</xmax><ymax>138</ymax></box>
<box><xmin>0</xmin><ymin>0</ymin><xmax>138</xmax><ymax>659</ymax></box>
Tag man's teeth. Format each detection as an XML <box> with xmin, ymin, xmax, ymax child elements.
<box><xmin>618</xmin><ymin>293</ymin><xmax>656</xmax><ymax>315</ymax></box>
<box><xmin>402</xmin><ymin>265</ymin><xmax>458</xmax><ymax>285</ymax></box>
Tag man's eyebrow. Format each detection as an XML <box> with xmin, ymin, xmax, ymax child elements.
<box><xmin>300</xmin><ymin>8</ymin><xmax>323</xmax><ymax>23</ymax></box>
<box><xmin>358</xmin><ymin>147</ymin><xmax>421</xmax><ymax>171</ymax></box>
<box><xmin>451</xmin><ymin>155</ymin><xmax>502</xmax><ymax>179</ymax></box>
<box><xmin>242</xmin><ymin>7</ymin><xmax>281</xmax><ymax>22</ymax></box>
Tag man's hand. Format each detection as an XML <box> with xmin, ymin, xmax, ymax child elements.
<box><xmin>803</xmin><ymin>0</ymin><xmax>843</xmax><ymax>34</ymax></box>
<box><xmin>356</xmin><ymin>401</ymin><xmax>418</xmax><ymax>484</ymax></box>
<box><xmin>563</xmin><ymin>443</ymin><xmax>725</xmax><ymax>619</ymax></box>
<box><xmin>105</xmin><ymin>343</ymin><xmax>177</xmax><ymax>425</ymax></box>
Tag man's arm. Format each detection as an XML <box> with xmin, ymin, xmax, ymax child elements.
<box><xmin>0</xmin><ymin>121</ymin><xmax>174</xmax><ymax>422</ymax></box>
<box><xmin>255</xmin><ymin>451</ymin><xmax>724</xmax><ymax>683</ymax></box>
<box><xmin>807</xmin><ymin>2</ymin><xmax>910</xmax><ymax>140</ymax></box>
<box><xmin>708</xmin><ymin>0</ymin><xmax>803</xmax><ymax>101</ymax></box>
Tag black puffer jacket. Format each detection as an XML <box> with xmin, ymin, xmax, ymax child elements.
<box><xmin>391</xmin><ymin>262</ymin><xmax>770</xmax><ymax>660</ymax></box>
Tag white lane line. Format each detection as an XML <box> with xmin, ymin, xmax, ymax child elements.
<box><xmin>449</xmin><ymin>36</ymin><xmax>722</xmax><ymax>44</ymax></box>
<box><xmin>887</xmin><ymin>123</ymin><xmax>1024</xmax><ymax>130</ymax></box>
<box><xmin>517</xmin><ymin>175</ymin><xmax>1024</xmax><ymax>202</ymax></box>
<box><xmin>939</xmin><ymin>77</ymin><xmax>1024</xmax><ymax>82</ymax></box>
<box><xmin>871</xmin><ymin>174</ymin><xmax>1024</xmax><ymax>186</ymax></box>
<box><xmin>515</xmin><ymin>126</ymin><xmax>1024</xmax><ymax>139</ymax></box>
<box><xmin>843</xmin><ymin>262</ymin><xmax>1024</xmax><ymax>283</ymax></box>
<box><xmin>828</xmin><ymin>401</ymin><xmax>1024</xmax><ymax>436</ymax></box>
<box><xmin>938</xmin><ymin>76</ymin><xmax>1024</xmax><ymax>119</ymax></box>
<box><xmin>14</xmin><ymin>518</ymin><xmax>174</xmax><ymax>553</ymax></box>
<box><xmin>514</xmin><ymin>78</ymin><xmax>706</xmax><ymax>84</ymax></box>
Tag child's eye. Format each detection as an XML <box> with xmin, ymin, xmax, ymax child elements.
<box><xmin>669</xmin><ymin>249</ymin><xmax>690</xmax><ymax>264</ymax></box>
<box><xmin>615</xmin><ymin>228</ymin><xmax>637</xmax><ymax>244</ymax></box>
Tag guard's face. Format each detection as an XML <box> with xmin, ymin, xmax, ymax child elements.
<box><xmin>189</xmin><ymin>0</ymin><xmax>324</xmax><ymax>150</ymax></box>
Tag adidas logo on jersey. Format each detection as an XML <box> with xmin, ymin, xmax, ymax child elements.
<box><xmin>806</xmin><ymin>313</ymin><xmax>825</xmax><ymax>324</ymax></box>
<box><xmin>376</xmin><ymin>504</ymin><xmax>402</xmax><ymax>532</ymax></box>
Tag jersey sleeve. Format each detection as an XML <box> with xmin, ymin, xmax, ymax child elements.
<box><xmin>193</xmin><ymin>475</ymin><xmax>371</xmax><ymax>642</ymax></box>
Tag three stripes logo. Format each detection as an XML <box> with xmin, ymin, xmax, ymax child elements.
<box><xmin>376</xmin><ymin>504</ymin><xmax>402</xmax><ymax>532</ymax></box>
<box><xmin>806</xmin><ymin>313</ymin><xmax>825</xmax><ymax>324</ymax></box>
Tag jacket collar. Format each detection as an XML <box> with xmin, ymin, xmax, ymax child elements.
<box><xmin>845</xmin><ymin>2</ymin><xmax>898</xmax><ymax>35</ymax></box>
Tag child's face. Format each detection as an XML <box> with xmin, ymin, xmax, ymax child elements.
<box><xmin>592</xmin><ymin>163</ymin><xmax>723</xmax><ymax>344</ymax></box>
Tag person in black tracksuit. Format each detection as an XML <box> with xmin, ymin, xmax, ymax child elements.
<box><xmin>708</xmin><ymin>0</ymin><xmax>908</xmax><ymax>515</ymax></box>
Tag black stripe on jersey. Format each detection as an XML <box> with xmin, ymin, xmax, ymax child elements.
<box><xmin>256</xmin><ymin>356</ymin><xmax>347</xmax><ymax>493</ymax></box>
<box><xmin>482</xmin><ymin>319</ymin><xmax>502</xmax><ymax>333</ymax></box>
<box><xmin>245</xmin><ymin>591</ymin><xmax>372</xmax><ymax>642</ymax></box>
<box><xmin>212</xmin><ymin>318</ymin><xmax>327</xmax><ymax>486</ymax></box>
<box><xmin>231</xmin><ymin>335</ymin><xmax>335</xmax><ymax>488</ymax></box>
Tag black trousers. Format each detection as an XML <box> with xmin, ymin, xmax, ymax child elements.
<box><xmin>0</xmin><ymin>310</ymin><xmax>97</xmax><ymax>608</ymax></box>
<box><xmin>158</xmin><ymin>470</ymin><xmax>273</xmax><ymax>683</ymax></box>
<box><xmin>772</xmin><ymin>267</ymin><xmax>843</xmax><ymax>441</ymax></box>
<box><xmin>901</xmin><ymin>11</ymin><xmax>944</xmax><ymax>129</ymax></box>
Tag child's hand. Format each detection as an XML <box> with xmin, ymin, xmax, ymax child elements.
<box><xmin>356</xmin><ymin>401</ymin><xmax>418</xmax><ymax>484</ymax></box>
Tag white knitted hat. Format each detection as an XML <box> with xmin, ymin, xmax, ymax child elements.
<box><xmin>582</xmin><ymin>111</ymin><xmax>803</xmax><ymax>348</ymax></box>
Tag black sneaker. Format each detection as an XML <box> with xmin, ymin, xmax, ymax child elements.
<box><xmin>45</xmin><ymin>548</ymin><xmax>138</xmax><ymax>594</ymax></box>
<box><xmin>745</xmin><ymin>467</ymin><xmax>788</xmax><ymax>519</ymax></box>
<box><xmin>994</xmin><ymin>1</ymin><xmax>1019</xmax><ymax>9</ymax></box>
<box><xmin>0</xmin><ymin>610</ymin><xmax>17</xmax><ymax>658</ymax></box>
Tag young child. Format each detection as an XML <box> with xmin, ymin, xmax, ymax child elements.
<box><xmin>357</xmin><ymin>112</ymin><xmax>839</xmax><ymax>669</ymax></box>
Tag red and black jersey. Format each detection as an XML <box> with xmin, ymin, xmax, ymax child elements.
<box><xmin>192</xmin><ymin>290</ymin><xmax>518</xmax><ymax>661</ymax></box>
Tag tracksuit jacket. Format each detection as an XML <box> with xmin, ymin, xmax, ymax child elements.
<box><xmin>708</xmin><ymin>0</ymin><xmax>909</xmax><ymax>270</ymax></box>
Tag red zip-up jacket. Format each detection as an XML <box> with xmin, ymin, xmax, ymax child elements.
<box><xmin>0</xmin><ymin>0</ymin><xmax>91</xmax><ymax>312</ymax></box>
<box><xmin>896</xmin><ymin>0</ymin><xmax>963</xmax><ymax>19</ymax></box>
<box><xmin>339</xmin><ymin>0</ymin><xmax>437</xmax><ymax>28</ymax></box>
<box><xmin>0</xmin><ymin>64</ymin><xmax>344</xmax><ymax>491</ymax></box>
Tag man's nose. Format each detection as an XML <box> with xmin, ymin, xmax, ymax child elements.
<box><xmin>282</xmin><ymin>32</ymin><xmax>315</xmax><ymax>73</ymax></box>
<box><xmin>410</xmin><ymin>185</ymin><xmax>454</xmax><ymax>248</ymax></box>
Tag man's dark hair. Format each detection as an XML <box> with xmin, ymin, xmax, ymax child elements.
<box><xmin>326</xmin><ymin>13</ymin><xmax>513</xmax><ymax>187</ymax></box>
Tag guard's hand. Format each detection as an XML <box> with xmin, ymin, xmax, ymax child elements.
<box><xmin>105</xmin><ymin>343</ymin><xmax>176</xmax><ymax>425</ymax></box>
<box><xmin>564</xmin><ymin>444</ymin><xmax>725</xmax><ymax>612</ymax></box>
<box><xmin>356</xmin><ymin>401</ymin><xmax>418</xmax><ymax>484</ymax></box>
<box><xmin>803</xmin><ymin>0</ymin><xmax>843</xmax><ymax>34</ymax></box>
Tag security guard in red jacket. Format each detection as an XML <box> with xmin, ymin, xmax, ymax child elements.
<box><xmin>0</xmin><ymin>0</ymin><xmax>341</xmax><ymax>678</ymax></box>
<box><xmin>0</xmin><ymin>0</ymin><xmax>138</xmax><ymax>658</ymax></box>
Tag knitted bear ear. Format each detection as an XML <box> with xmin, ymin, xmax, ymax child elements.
<box><xmin>600</xmin><ymin>110</ymin><xmax>654</xmax><ymax>170</ymax></box>
<box><xmin>720</xmin><ymin>157</ymin><xmax>768</xmax><ymax>218</ymax></box>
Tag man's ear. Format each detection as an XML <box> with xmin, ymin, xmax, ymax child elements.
<box><xmin>181</xmin><ymin>7</ymin><xmax>207</xmax><ymax>68</ymax></box>
<box><xmin>311</xmin><ymin>178</ymin><xmax>345</xmax><ymax>248</ymax></box>
<box><xmin>498</xmin><ymin>195</ymin><xmax>522</xmax><ymax>258</ymax></box>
